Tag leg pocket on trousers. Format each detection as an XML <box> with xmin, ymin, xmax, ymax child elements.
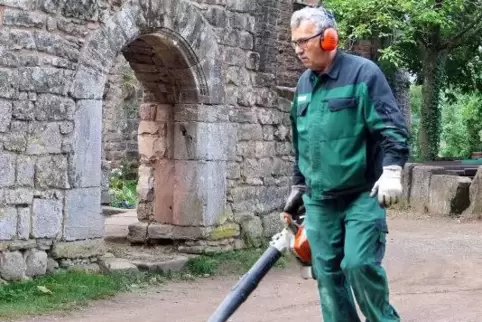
<box><xmin>375</xmin><ymin>219</ymin><xmax>388</xmax><ymax>265</ymax></box>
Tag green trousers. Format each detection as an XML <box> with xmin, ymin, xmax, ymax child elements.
<box><xmin>303</xmin><ymin>191</ymin><xmax>400</xmax><ymax>322</ymax></box>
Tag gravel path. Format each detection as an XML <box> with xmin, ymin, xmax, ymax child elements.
<box><xmin>20</xmin><ymin>215</ymin><xmax>482</xmax><ymax>322</ymax></box>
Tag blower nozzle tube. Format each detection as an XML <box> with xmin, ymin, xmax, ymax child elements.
<box><xmin>207</xmin><ymin>246</ymin><xmax>282</xmax><ymax>322</ymax></box>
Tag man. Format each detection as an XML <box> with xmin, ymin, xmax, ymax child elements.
<box><xmin>284</xmin><ymin>5</ymin><xmax>409</xmax><ymax>322</ymax></box>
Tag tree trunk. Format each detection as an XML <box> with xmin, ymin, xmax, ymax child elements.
<box><xmin>419</xmin><ymin>49</ymin><xmax>445</xmax><ymax>161</ymax></box>
<box><xmin>389</xmin><ymin>69</ymin><xmax>411</xmax><ymax>131</ymax></box>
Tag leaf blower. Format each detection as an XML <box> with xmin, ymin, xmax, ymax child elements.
<box><xmin>207</xmin><ymin>205</ymin><xmax>314</xmax><ymax>322</ymax></box>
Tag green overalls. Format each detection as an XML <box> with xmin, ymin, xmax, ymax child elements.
<box><xmin>290</xmin><ymin>50</ymin><xmax>409</xmax><ymax>321</ymax></box>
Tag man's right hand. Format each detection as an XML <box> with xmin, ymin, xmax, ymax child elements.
<box><xmin>283</xmin><ymin>185</ymin><xmax>306</xmax><ymax>216</ymax></box>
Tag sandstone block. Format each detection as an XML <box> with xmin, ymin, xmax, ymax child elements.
<box><xmin>99</xmin><ymin>257</ymin><xmax>138</xmax><ymax>273</ymax></box>
<box><xmin>113</xmin><ymin>5</ymin><xmax>141</xmax><ymax>41</ymax></box>
<box><xmin>237</xmin><ymin>87</ymin><xmax>257</xmax><ymax>107</ymax></box>
<box><xmin>70</xmin><ymin>100</ymin><xmax>102</xmax><ymax>187</ymax></box>
<box><xmin>4</xmin><ymin>188</ymin><xmax>34</xmax><ymax>205</ymax></box>
<box><xmin>0</xmin><ymin>152</ymin><xmax>16</xmax><ymax>187</ymax></box>
<box><xmin>170</xmin><ymin>160</ymin><xmax>227</xmax><ymax>227</ymax></box>
<box><xmin>26</xmin><ymin>122</ymin><xmax>62</xmax><ymax>154</ymax></box>
<box><xmin>0</xmin><ymin>207</ymin><xmax>17</xmax><ymax>240</ymax></box>
<box><xmin>207</xmin><ymin>223</ymin><xmax>240</xmax><ymax>240</ymax></box>
<box><xmin>34</xmin><ymin>30</ymin><xmax>80</xmax><ymax>62</ymax></box>
<box><xmin>137</xmin><ymin>164</ymin><xmax>155</xmax><ymax>202</ymax></box>
<box><xmin>0</xmin><ymin>251</ymin><xmax>26</xmax><ymax>281</ymax></box>
<box><xmin>428</xmin><ymin>175</ymin><xmax>471</xmax><ymax>216</ymax></box>
<box><xmin>8</xmin><ymin>240</ymin><xmax>35</xmax><ymax>251</ymax></box>
<box><xmin>173</xmin><ymin>122</ymin><xmax>237</xmax><ymax>161</ymax></box>
<box><xmin>147</xmin><ymin>223</ymin><xmax>239</xmax><ymax>241</ymax></box>
<box><xmin>70</xmin><ymin>66</ymin><xmax>106</xmax><ymax>99</ymax></box>
<box><xmin>18</xmin><ymin>67</ymin><xmax>73</xmax><ymax>95</ymax></box>
<box><xmin>175</xmin><ymin>104</ymin><xmax>230</xmax><ymax>123</ymax></box>
<box><xmin>47</xmin><ymin>257</ymin><xmax>59</xmax><ymax>273</ymax></box>
<box><xmin>35</xmin><ymin>155</ymin><xmax>70</xmax><ymax>189</ymax></box>
<box><xmin>51</xmin><ymin>239</ymin><xmax>106</xmax><ymax>259</ymax></box>
<box><xmin>240</xmin><ymin>216</ymin><xmax>263</xmax><ymax>246</ymax></box>
<box><xmin>1</xmin><ymin>0</ymin><xmax>36</xmax><ymax>9</ymax></box>
<box><xmin>35</xmin><ymin>94</ymin><xmax>75</xmax><ymax>121</ymax></box>
<box><xmin>138</xmin><ymin>133</ymin><xmax>169</xmax><ymax>162</ymax></box>
<box><xmin>409</xmin><ymin>165</ymin><xmax>446</xmax><ymax>212</ymax></box>
<box><xmin>17</xmin><ymin>207</ymin><xmax>30</xmax><ymax>240</ymax></box>
<box><xmin>127</xmin><ymin>222</ymin><xmax>148</xmax><ymax>243</ymax></box>
<box><xmin>226</xmin><ymin>162</ymin><xmax>241</xmax><ymax>179</ymax></box>
<box><xmin>79</xmin><ymin>32</ymin><xmax>116</xmax><ymax>73</ymax></box>
<box><xmin>230</xmin><ymin>185</ymin><xmax>289</xmax><ymax>214</ymax></box>
<box><xmin>401</xmin><ymin>163</ymin><xmax>417</xmax><ymax>205</ymax></box>
<box><xmin>16</xmin><ymin>156</ymin><xmax>35</xmax><ymax>187</ymax></box>
<box><xmin>238</xmin><ymin>123</ymin><xmax>263</xmax><ymax>141</ymax></box>
<box><xmin>62</xmin><ymin>0</ymin><xmax>99</xmax><ymax>20</ymax></box>
<box><xmin>463</xmin><ymin>166</ymin><xmax>482</xmax><ymax>218</ymax></box>
<box><xmin>0</xmin><ymin>100</ymin><xmax>12</xmax><ymax>132</ymax></box>
<box><xmin>256</xmin><ymin>88</ymin><xmax>278</xmax><ymax>108</ymax></box>
<box><xmin>24</xmin><ymin>249</ymin><xmax>47</xmax><ymax>277</ymax></box>
<box><xmin>32</xmin><ymin>198</ymin><xmax>63</xmax><ymax>238</ymax></box>
<box><xmin>4</xmin><ymin>130</ymin><xmax>28</xmax><ymax>152</ymax></box>
<box><xmin>261</xmin><ymin>212</ymin><xmax>284</xmax><ymax>238</ymax></box>
<box><xmin>3</xmin><ymin>9</ymin><xmax>46</xmax><ymax>28</ymax></box>
<box><xmin>36</xmin><ymin>239</ymin><xmax>53</xmax><ymax>250</ymax></box>
<box><xmin>0</xmin><ymin>68</ymin><xmax>18</xmax><ymax>99</ymax></box>
<box><xmin>153</xmin><ymin>160</ymin><xmax>174</xmax><ymax>224</ymax></box>
<box><xmin>132</xmin><ymin>257</ymin><xmax>188</xmax><ymax>274</ymax></box>
<box><xmin>64</xmin><ymin>188</ymin><xmax>103</xmax><ymax>241</ymax></box>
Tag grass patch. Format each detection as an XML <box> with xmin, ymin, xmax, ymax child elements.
<box><xmin>0</xmin><ymin>269</ymin><xmax>164</xmax><ymax>321</ymax></box>
<box><xmin>0</xmin><ymin>246</ymin><xmax>292</xmax><ymax>320</ymax></box>
<box><xmin>184</xmin><ymin>244</ymin><xmax>293</xmax><ymax>277</ymax></box>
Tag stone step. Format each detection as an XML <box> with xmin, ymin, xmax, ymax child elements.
<box><xmin>98</xmin><ymin>252</ymin><xmax>191</xmax><ymax>274</ymax></box>
<box><xmin>104</xmin><ymin>211</ymin><xmax>139</xmax><ymax>243</ymax></box>
<box><xmin>102</xmin><ymin>206</ymin><xmax>134</xmax><ymax>216</ymax></box>
<box><xmin>102</xmin><ymin>241</ymin><xmax>196</xmax><ymax>275</ymax></box>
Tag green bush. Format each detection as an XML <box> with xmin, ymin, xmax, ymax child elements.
<box><xmin>409</xmin><ymin>85</ymin><xmax>482</xmax><ymax>160</ymax></box>
<box><xmin>108</xmin><ymin>165</ymin><xmax>138</xmax><ymax>209</ymax></box>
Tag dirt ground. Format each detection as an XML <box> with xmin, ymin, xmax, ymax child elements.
<box><xmin>20</xmin><ymin>214</ymin><xmax>482</xmax><ymax>322</ymax></box>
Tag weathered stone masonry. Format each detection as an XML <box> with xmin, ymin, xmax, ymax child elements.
<box><xmin>0</xmin><ymin>0</ymin><xmax>302</xmax><ymax>280</ymax></box>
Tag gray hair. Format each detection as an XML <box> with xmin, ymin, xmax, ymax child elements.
<box><xmin>290</xmin><ymin>6</ymin><xmax>337</xmax><ymax>34</ymax></box>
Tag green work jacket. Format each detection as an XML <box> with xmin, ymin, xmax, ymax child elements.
<box><xmin>290</xmin><ymin>50</ymin><xmax>410</xmax><ymax>200</ymax></box>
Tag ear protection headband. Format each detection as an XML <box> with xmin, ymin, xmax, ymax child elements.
<box><xmin>312</xmin><ymin>5</ymin><xmax>339</xmax><ymax>51</ymax></box>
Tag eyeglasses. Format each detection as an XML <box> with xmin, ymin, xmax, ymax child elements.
<box><xmin>291</xmin><ymin>31</ymin><xmax>323</xmax><ymax>49</ymax></box>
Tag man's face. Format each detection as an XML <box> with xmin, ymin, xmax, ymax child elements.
<box><xmin>291</xmin><ymin>20</ymin><xmax>331</xmax><ymax>71</ymax></box>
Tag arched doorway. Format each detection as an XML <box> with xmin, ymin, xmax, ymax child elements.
<box><xmin>68</xmin><ymin>1</ymin><xmax>234</xmax><ymax>243</ymax></box>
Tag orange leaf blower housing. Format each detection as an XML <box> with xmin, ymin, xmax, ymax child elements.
<box><xmin>291</xmin><ymin>224</ymin><xmax>312</xmax><ymax>264</ymax></box>
<box><xmin>282</xmin><ymin>212</ymin><xmax>312</xmax><ymax>265</ymax></box>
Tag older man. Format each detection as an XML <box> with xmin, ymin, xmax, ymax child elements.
<box><xmin>283</xmin><ymin>5</ymin><xmax>409</xmax><ymax>322</ymax></box>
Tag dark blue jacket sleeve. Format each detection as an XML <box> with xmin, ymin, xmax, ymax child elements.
<box><xmin>362</xmin><ymin>63</ymin><xmax>410</xmax><ymax>168</ymax></box>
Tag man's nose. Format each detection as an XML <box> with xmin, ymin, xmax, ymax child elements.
<box><xmin>295</xmin><ymin>45</ymin><xmax>304</xmax><ymax>55</ymax></box>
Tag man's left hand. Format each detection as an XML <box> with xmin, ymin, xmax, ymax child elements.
<box><xmin>370</xmin><ymin>165</ymin><xmax>403</xmax><ymax>208</ymax></box>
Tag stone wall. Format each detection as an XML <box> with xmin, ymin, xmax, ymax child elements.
<box><xmin>400</xmin><ymin>163</ymin><xmax>482</xmax><ymax>219</ymax></box>
<box><xmin>0</xmin><ymin>0</ymin><xmax>304</xmax><ymax>278</ymax></box>
<box><xmin>128</xmin><ymin>0</ymin><xmax>302</xmax><ymax>250</ymax></box>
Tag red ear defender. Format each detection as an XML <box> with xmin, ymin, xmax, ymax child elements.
<box><xmin>320</xmin><ymin>27</ymin><xmax>338</xmax><ymax>51</ymax></box>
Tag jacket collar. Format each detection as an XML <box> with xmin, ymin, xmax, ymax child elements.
<box><xmin>310</xmin><ymin>49</ymin><xmax>343</xmax><ymax>81</ymax></box>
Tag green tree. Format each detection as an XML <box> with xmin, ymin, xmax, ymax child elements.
<box><xmin>322</xmin><ymin>0</ymin><xmax>482</xmax><ymax>161</ymax></box>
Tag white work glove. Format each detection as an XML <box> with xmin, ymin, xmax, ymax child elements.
<box><xmin>370</xmin><ymin>165</ymin><xmax>403</xmax><ymax>208</ymax></box>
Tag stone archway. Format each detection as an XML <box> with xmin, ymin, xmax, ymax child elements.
<box><xmin>68</xmin><ymin>0</ymin><xmax>234</xmax><ymax>242</ymax></box>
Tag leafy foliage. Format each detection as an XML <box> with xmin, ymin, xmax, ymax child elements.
<box><xmin>108</xmin><ymin>165</ymin><xmax>137</xmax><ymax>209</ymax></box>
<box><xmin>410</xmin><ymin>85</ymin><xmax>482</xmax><ymax>160</ymax></box>
<box><xmin>321</xmin><ymin>0</ymin><xmax>482</xmax><ymax>160</ymax></box>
